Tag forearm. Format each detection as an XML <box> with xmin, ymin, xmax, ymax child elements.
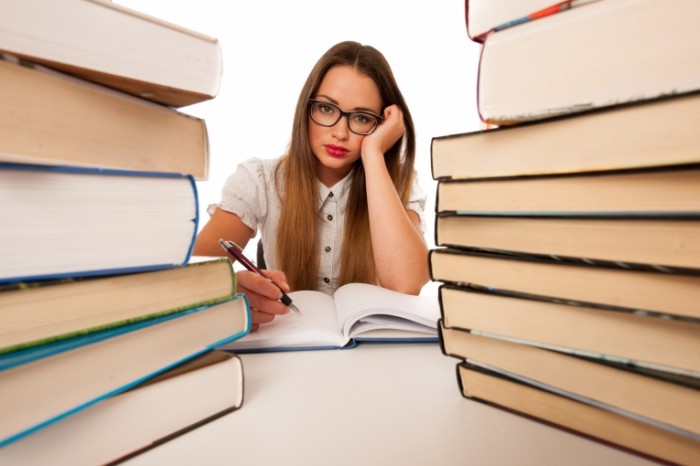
<box><xmin>193</xmin><ymin>208</ymin><xmax>254</xmax><ymax>257</ymax></box>
<box><xmin>363</xmin><ymin>155</ymin><xmax>430</xmax><ymax>294</ymax></box>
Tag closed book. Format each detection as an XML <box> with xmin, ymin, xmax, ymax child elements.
<box><xmin>0</xmin><ymin>59</ymin><xmax>209</xmax><ymax>180</ymax></box>
<box><xmin>435</xmin><ymin>215</ymin><xmax>700</xmax><ymax>270</ymax></box>
<box><xmin>436</xmin><ymin>166</ymin><xmax>700</xmax><ymax>217</ymax></box>
<box><xmin>0</xmin><ymin>351</ymin><xmax>244</xmax><ymax>466</ymax></box>
<box><xmin>477</xmin><ymin>0</ymin><xmax>700</xmax><ymax>124</ymax></box>
<box><xmin>0</xmin><ymin>258</ymin><xmax>236</xmax><ymax>355</ymax></box>
<box><xmin>431</xmin><ymin>90</ymin><xmax>700</xmax><ymax>181</ymax></box>
<box><xmin>0</xmin><ymin>163</ymin><xmax>198</xmax><ymax>283</ymax></box>
<box><xmin>1</xmin><ymin>0</ymin><xmax>222</xmax><ymax>107</ymax></box>
<box><xmin>465</xmin><ymin>0</ymin><xmax>596</xmax><ymax>41</ymax></box>
<box><xmin>0</xmin><ymin>296</ymin><xmax>250</xmax><ymax>447</ymax></box>
<box><xmin>439</xmin><ymin>284</ymin><xmax>700</xmax><ymax>377</ymax></box>
<box><xmin>441</xmin><ymin>323</ymin><xmax>700</xmax><ymax>440</ymax></box>
<box><xmin>456</xmin><ymin>363</ymin><xmax>700</xmax><ymax>465</ymax></box>
<box><xmin>429</xmin><ymin>248</ymin><xmax>700</xmax><ymax>320</ymax></box>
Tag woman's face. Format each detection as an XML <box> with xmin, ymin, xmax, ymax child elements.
<box><xmin>308</xmin><ymin>65</ymin><xmax>383</xmax><ymax>187</ymax></box>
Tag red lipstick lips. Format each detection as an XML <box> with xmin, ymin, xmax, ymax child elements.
<box><xmin>324</xmin><ymin>144</ymin><xmax>349</xmax><ymax>158</ymax></box>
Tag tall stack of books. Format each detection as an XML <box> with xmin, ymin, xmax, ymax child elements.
<box><xmin>0</xmin><ymin>1</ymin><xmax>250</xmax><ymax>463</ymax></box>
<box><xmin>431</xmin><ymin>0</ymin><xmax>700</xmax><ymax>463</ymax></box>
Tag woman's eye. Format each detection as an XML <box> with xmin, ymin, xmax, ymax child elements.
<box><xmin>353</xmin><ymin>114</ymin><xmax>371</xmax><ymax>124</ymax></box>
<box><xmin>319</xmin><ymin>104</ymin><xmax>335</xmax><ymax>114</ymax></box>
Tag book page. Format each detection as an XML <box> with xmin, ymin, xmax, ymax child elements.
<box><xmin>332</xmin><ymin>284</ymin><xmax>440</xmax><ymax>339</ymax></box>
<box><xmin>219</xmin><ymin>290</ymin><xmax>348</xmax><ymax>351</ymax></box>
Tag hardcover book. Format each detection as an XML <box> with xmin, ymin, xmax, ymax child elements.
<box><xmin>476</xmin><ymin>0</ymin><xmax>700</xmax><ymax>124</ymax></box>
<box><xmin>439</xmin><ymin>284</ymin><xmax>700</xmax><ymax>377</ymax></box>
<box><xmin>456</xmin><ymin>363</ymin><xmax>700</xmax><ymax>465</ymax></box>
<box><xmin>441</xmin><ymin>323</ymin><xmax>700</xmax><ymax>439</ymax></box>
<box><xmin>0</xmin><ymin>351</ymin><xmax>245</xmax><ymax>465</ymax></box>
<box><xmin>1</xmin><ymin>0</ymin><xmax>222</xmax><ymax>107</ymax></box>
<box><xmin>0</xmin><ymin>258</ymin><xmax>236</xmax><ymax>355</ymax></box>
<box><xmin>0</xmin><ymin>163</ymin><xmax>198</xmax><ymax>283</ymax></box>
<box><xmin>0</xmin><ymin>59</ymin><xmax>210</xmax><ymax>179</ymax></box>
<box><xmin>429</xmin><ymin>248</ymin><xmax>700</xmax><ymax>320</ymax></box>
<box><xmin>0</xmin><ymin>296</ymin><xmax>250</xmax><ymax>447</ymax></box>
<box><xmin>430</xmin><ymin>92</ymin><xmax>700</xmax><ymax>181</ymax></box>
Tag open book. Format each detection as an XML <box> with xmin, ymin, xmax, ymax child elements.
<box><xmin>220</xmin><ymin>283</ymin><xmax>440</xmax><ymax>352</ymax></box>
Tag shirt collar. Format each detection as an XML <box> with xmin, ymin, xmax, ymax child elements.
<box><xmin>318</xmin><ymin>172</ymin><xmax>351</xmax><ymax>212</ymax></box>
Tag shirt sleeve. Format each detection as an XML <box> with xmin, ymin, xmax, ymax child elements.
<box><xmin>407</xmin><ymin>171</ymin><xmax>428</xmax><ymax>234</ymax></box>
<box><xmin>206</xmin><ymin>158</ymin><xmax>271</xmax><ymax>234</ymax></box>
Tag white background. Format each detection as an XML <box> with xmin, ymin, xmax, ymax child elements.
<box><xmin>117</xmin><ymin>0</ymin><xmax>483</xmax><ymax>291</ymax></box>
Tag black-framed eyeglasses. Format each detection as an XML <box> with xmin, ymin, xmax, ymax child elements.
<box><xmin>308</xmin><ymin>99</ymin><xmax>383</xmax><ymax>135</ymax></box>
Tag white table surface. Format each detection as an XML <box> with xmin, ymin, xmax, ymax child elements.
<box><xmin>124</xmin><ymin>343</ymin><xmax>657</xmax><ymax>466</ymax></box>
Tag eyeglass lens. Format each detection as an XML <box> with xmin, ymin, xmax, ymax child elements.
<box><xmin>309</xmin><ymin>101</ymin><xmax>379</xmax><ymax>135</ymax></box>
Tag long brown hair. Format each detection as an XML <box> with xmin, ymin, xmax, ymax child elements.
<box><xmin>275</xmin><ymin>41</ymin><xmax>416</xmax><ymax>291</ymax></box>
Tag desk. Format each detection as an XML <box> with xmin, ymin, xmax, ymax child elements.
<box><xmin>124</xmin><ymin>343</ymin><xmax>655</xmax><ymax>466</ymax></box>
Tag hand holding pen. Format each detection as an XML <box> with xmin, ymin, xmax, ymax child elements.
<box><xmin>219</xmin><ymin>239</ymin><xmax>301</xmax><ymax>314</ymax></box>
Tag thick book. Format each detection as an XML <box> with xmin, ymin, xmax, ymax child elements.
<box><xmin>0</xmin><ymin>59</ymin><xmax>209</xmax><ymax>180</ymax></box>
<box><xmin>220</xmin><ymin>283</ymin><xmax>440</xmax><ymax>352</ymax></box>
<box><xmin>435</xmin><ymin>215</ymin><xmax>700</xmax><ymax>270</ymax></box>
<box><xmin>0</xmin><ymin>163</ymin><xmax>198</xmax><ymax>283</ymax></box>
<box><xmin>0</xmin><ymin>258</ymin><xmax>236</xmax><ymax>355</ymax></box>
<box><xmin>456</xmin><ymin>363</ymin><xmax>700</xmax><ymax>465</ymax></box>
<box><xmin>0</xmin><ymin>350</ymin><xmax>244</xmax><ymax>466</ymax></box>
<box><xmin>465</xmin><ymin>0</ymin><xmax>596</xmax><ymax>41</ymax></box>
<box><xmin>436</xmin><ymin>166</ymin><xmax>700</xmax><ymax>216</ymax></box>
<box><xmin>0</xmin><ymin>296</ymin><xmax>250</xmax><ymax>447</ymax></box>
<box><xmin>431</xmin><ymin>91</ymin><xmax>700</xmax><ymax>181</ymax></box>
<box><xmin>1</xmin><ymin>0</ymin><xmax>222</xmax><ymax>107</ymax></box>
<box><xmin>441</xmin><ymin>323</ymin><xmax>700</xmax><ymax>440</ymax></box>
<box><xmin>476</xmin><ymin>0</ymin><xmax>700</xmax><ymax>124</ymax></box>
<box><xmin>429</xmin><ymin>248</ymin><xmax>700</xmax><ymax>320</ymax></box>
<box><xmin>439</xmin><ymin>285</ymin><xmax>700</xmax><ymax>377</ymax></box>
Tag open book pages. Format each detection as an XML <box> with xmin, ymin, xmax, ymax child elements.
<box><xmin>219</xmin><ymin>283</ymin><xmax>440</xmax><ymax>352</ymax></box>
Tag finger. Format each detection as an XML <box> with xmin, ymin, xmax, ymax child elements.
<box><xmin>237</xmin><ymin>270</ymin><xmax>284</xmax><ymax>300</ymax></box>
<box><xmin>261</xmin><ymin>269</ymin><xmax>290</xmax><ymax>293</ymax></box>
<box><xmin>250</xmin><ymin>308</ymin><xmax>276</xmax><ymax>325</ymax></box>
<box><xmin>244</xmin><ymin>294</ymin><xmax>290</xmax><ymax>316</ymax></box>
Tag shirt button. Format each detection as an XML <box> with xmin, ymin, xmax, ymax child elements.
<box><xmin>328</xmin><ymin>191</ymin><xmax>334</xmax><ymax>197</ymax></box>
<box><xmin>324</xmin><ymin>246</ymin><xmax>331</xmax><ymax>253</ymax></box>
<box><xmin>327</xmin><ymin>214</ymin><xmax>333</xmax><ymax>221</ymax></box>
<box><xmin>323</xmin><ymin>277</ymin><xmax>330</xmax><ymax>283</ymax></box>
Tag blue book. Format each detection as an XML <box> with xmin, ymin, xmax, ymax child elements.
<box><xmin>0</xmin><ymin>294</ymin><xmax>250</xmax><ymax>447</ymax></box>
<box><xmin>0</xmin><ymin>163</ymin><xmax>198</xmax><ymax>284</ymax></box>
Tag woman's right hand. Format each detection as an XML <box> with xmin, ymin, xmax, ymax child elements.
<box><xmin>236</xmin><ymin>269</ymin><xmax>291</xmax><ymax>332</ymax></box>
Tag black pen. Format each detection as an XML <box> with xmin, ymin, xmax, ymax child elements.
<box><xmin>219</xmin><ymin>239</ymin><xmax>301</xmax><ymax>313</ymax></box>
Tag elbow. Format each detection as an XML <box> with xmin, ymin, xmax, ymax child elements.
<box><xmin>379</xmin><ymin>272</ymin><xmax>430</xmax><ymax>296</ymax></box>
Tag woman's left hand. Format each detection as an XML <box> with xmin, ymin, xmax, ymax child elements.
<box><xmin>361</xmin><ymin>104</ymin><xmax>405</xmax><ymax>160</ymax></box>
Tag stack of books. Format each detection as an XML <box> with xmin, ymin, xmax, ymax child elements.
<box><xmin>431</xmin><ymin>0</ymin><xmax>700</xmax><ymax>463</ymax></box>
<box><xmin>0</xmin><ymin>1</ymin><xmax>250</xmax><ymax>463</ymax></box>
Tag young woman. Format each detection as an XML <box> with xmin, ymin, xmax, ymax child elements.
<box><xmin>194</xmin><ymin>41</ymin><xmax>429</xmax><ymax>331</ymax></box>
